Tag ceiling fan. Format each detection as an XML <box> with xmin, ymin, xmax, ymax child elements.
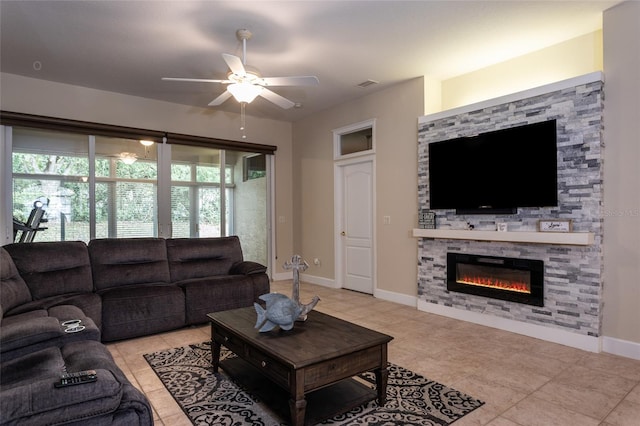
<box><xmin>162</xmin><ymin>29</ymin><xmax>319</xmax><ymax>109</ymax></box>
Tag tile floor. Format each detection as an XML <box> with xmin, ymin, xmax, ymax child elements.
<box><xmin>107</xmin><ymin>281</ymin><xmax>640</xmax><ymax>425</ymax></box>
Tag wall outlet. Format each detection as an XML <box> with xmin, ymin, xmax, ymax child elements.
<box><xmin>383</xmin><ymin>216</ymin><xmax>391</xmax><ymax>225</ymax></box>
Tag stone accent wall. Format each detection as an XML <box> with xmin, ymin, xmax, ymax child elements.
<box><xmin>417</xmin><ymin>79</ymin><xmax>604</xmax><ymax>337</ymax></box>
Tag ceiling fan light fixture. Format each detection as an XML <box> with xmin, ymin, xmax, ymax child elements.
<box><xmin>119</xmin><ymin>152</ymin><xmax>138</xmax><ymax>165</ymax></box>
<box><xmin>139</xmin><ymin>139</ymin><xmax>154</xmax><ymax>146</ymax></box>
<box><xmin>162</xmin><ymin>28</ymin><xmax>318</xmax><ymax>111</ymax></box>
<box><xmin>227</xmin><ymin>83</ymin><xmax>263</xmax><ymax>103</ymax></box>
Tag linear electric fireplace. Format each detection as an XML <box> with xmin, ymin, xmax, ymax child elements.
<box><xmin>447</xmin><ymin>253</ymin><xmax>544</xmax><ymax>307</ymax></box>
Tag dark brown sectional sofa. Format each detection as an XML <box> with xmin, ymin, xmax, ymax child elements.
<box><xmin>0</xmin><ymin>236</ymin><xmax>270</xmax><ymax>425</ymax></box>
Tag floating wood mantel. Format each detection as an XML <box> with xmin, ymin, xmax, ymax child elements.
<box><xmin>412</xmin><ymin>229</ymin><xmax>594</xmax><ymax>246</ymax></box>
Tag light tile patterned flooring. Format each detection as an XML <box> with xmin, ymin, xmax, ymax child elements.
<box><xmin>107</xmin><ymin>281</ymin><xmax>640</xmax><ymax>425</ymax></box>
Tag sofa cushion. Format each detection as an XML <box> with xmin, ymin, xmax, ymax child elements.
<box><xmin>89</xmin><ymin>238</ymin><xmax>170</xmax><ymax>291</ymax></box>
<box><xmin>249</xmin><ymin>273</ymin><xmax>271</xmax><ymax>304</ymax></box>
<box><xmin>230</xmin><ymin>260</ymin><xmax>268</xmax><ymax>275</ymax></box>
<box><xmin>1</xmin><ymin>346</ymin><xmax>64</xmax><ymax>388</ymax></box>
<box><xmin>1</xmin><ymin>341</ymin><xmax>152</xmax><ymax>426</ymax></box>
<box><xmin>1</xmin><ymin>368</ymin><xmax>124</xmax><ymax>425</ymax></box>
<box><xmin>0</xmin><ymin>247</ymin><xmax>32</xmax><ymax>317</ymax></box>
<box><xmin>60</xmin><ymin>341</ymin><xmax>153</xmax><ymax>425</ymax></box>
<box><xmin>0</xmin><ymin>305</ymin><xmax>101</xmax><ymax>361</ymax></box>
<box><xmin>4</xmin><ymin>292</ymin><xmax>103</xmax><ymax>330</ymax></box>
<box><xmin>1</xmin><ymin>309</ymin><xmax>47</xmax><ymax>324</ymax></box>
<box><xmin>166</xmin><ymin>236</ymin><xmax>244</xmax><ymax>282</ymax></box>
<box><xmin>178</xmin><ymin>275</ymin><xmax>255</xmax><ymax>325</ymax></box>
<box><xmin>0</xmin><ymin>316</ymin><xmax>61</xmax><ymax>355</ymax></box>
<box><xmin>3</xmin><ymin>241</ymin><xmax>93</xmax><ymax>300</ymax></box>
<box><xmin>99</xmin><ymin>283</ymin><xmax>185</xmax><ymax>341</ymax></box>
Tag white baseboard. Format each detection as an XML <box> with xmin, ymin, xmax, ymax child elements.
<box><xmin>601</xmin><ymin>336</ymin><xmax>640</xmax><ymax>360</ymax></box>
<box><xmin>295</xmin><ymin>277</ymin><xmax>417</xmax><ymax>304</ymax></box>
<box><xmin>271</xmin><ymin>272</ymin><xmax>337</xmax><ymax>288</ymax></box>
<box><xmin>271</xmin><ymin>272</ymin><xmax>338</xmax><ymax>288</ymax></box>
<box><xmin>271</xmin><ymin>272</ymin><xmax>292</xmax><ymax>281</ymax></box>
<box><xmin>417</xmin><ymin>300</ymin><xmax>601</xmax><ymax>353</ymax></box>
<box><xmin>299</xmin><ymin>273</ymin><xmax>339</xmax><ymax>288</ymax></box>
<box><xmin>374</xmin><ymin>288</ymin><xmax>417</xmax><ymax>307</ymax></box>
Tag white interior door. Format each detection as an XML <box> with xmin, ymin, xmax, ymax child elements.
<box><xmin>340</xmin><ymin>160</ymin><xmax>374</xmax><ymax>294</ymax></box>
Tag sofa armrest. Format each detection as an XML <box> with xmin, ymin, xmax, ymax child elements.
<box><xmin>0</xmin><ymin>316</ymin><xmax>62</xmax><ymax>353</ymax></box>
<box><xmin>230</xmin><ymin>261</ymin><xmax>267</xmax><ymax>275</ymax></box>
<box><xmin>0</xmin><ymin>369</ymin><xmax>123</xmax><ymax>424</ymax></box>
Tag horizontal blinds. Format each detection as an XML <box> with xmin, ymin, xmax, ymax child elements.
<box><xmin>0</xmin><ymin>111</ymin><xmax>277</xmax><ymax>154</ymax></box>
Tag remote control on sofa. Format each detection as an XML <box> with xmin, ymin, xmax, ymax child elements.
<box><xmin>54</xmin><ymin>370</ymin><xmax>97</xmax><ymax>388</ymax></box>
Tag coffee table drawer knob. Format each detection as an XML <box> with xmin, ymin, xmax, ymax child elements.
<box><xmin>261</xmin><ymin>361</ymin><xmax>267</xmax><ymax>368</ymax></box>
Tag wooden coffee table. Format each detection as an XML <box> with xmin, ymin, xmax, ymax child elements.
<box><xmin>208</xmin><ymin>307</ymin><xmax>393</xmax><ymax>426</ymax></box>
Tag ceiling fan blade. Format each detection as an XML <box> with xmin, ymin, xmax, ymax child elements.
<box><xmin>208</xmin><ymin>91</ymin><xmax>233</xmax><ymax>106</ymax></box>
<box><xmin>222</xmin><ymin>53</ymin><xmax>246</xmax><ymax>76</ymax></box>
<box><xmin>261</xmin><ymin>76</ymin><xmax>320</xmax><ymax>87</ymax></box>
<box><xmin>162</xmin><ymin>77</ymin><xmax>230</xmax><ymax>83</ymax></box>
<box><xmin>259</xmin><ymin>88</ymin><xmax>295</xmax><ymax>109</ymax></box>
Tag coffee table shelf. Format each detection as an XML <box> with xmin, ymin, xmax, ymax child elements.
<box><xmin>221</xmin><ymin>355</ymin><xmax>376</xmax><ymax>425</ymax></box>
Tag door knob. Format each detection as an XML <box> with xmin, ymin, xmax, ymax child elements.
<box><xmin>340</xmin><ymin>231</ymin><xmax>346</xmax><ymax>236</ymax></box>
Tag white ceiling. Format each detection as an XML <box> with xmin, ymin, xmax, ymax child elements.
<box><xmin>0</xmin><ymin>1</ymin><xmax>620</xmax><ymax>122</ymax></box>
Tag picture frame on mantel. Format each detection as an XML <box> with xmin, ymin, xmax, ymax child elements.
<box><xmin>419</xmin><ymin>212</ymin><xmax>436</xmax><ymax>229</ymax></box>
<box><xmin>538</xmin><ymin>219</ymin><xmax>573</xmax><ymax>233</ymax></box>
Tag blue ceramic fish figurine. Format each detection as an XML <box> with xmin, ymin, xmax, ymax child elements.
<box><xmin>254</xmin><ymin>293</ymin><xmax>302</xmax><ymax>332</ymax></box>
<box><xmin>254</xmin><ymin>293</ymin><xmax>320</xmax><ymax>332</ymax></box>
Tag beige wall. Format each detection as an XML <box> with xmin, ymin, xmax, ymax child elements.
<box><xmin>0</xmin><ymin>73</ymin><xmax>295</xmax><ymax>274</ymax></box>
<box><xmin>289</xmin><ymin>32</ymin><xmax>608</xmax><ymax>302</ymax></box>
<box><xmin>602</xmin><ymin>1</ymin><xmax>640</xmax><ymax>345</ymax></box>
<box><xmin>292</xmin><ymin>78</ymin><xmax>424</xmax><ymax>298</ymax></box>
<box><xmin>442</xmin><ymin>30</ymin><xmax>603</xmax><ymax>109</ymax></box>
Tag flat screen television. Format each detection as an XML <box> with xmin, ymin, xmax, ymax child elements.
<box><xmin>428</xmin><ymin>119</ymin><xmax>558</xmax><ymax>215</ymax></box>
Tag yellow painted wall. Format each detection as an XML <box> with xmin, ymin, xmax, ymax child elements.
<box><xmin>442</xmin><ymin>31</ymin><xmax>603</xmax><ymax>109</ymax></box>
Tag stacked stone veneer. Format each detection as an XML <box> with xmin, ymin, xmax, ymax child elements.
<box><xmin>417</xmin><ymin>79</ymin><xmax>604</xmax><ymax>337</ymax></box>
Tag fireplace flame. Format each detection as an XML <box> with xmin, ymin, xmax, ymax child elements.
<box><xmin>459</xmin><ymin>275</ymin><xmax>530</xmax><ymax>294</ymax></box>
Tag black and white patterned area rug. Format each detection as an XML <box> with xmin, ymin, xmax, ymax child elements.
<box><xmin>144</xmin><ymin>341</ymin><xmax>483</xmax><ymax>426</ymax></box>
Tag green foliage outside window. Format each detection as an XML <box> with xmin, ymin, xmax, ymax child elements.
<box><xmin>12</xmin><ymin>152</ymin><xmax>89</xmax><ymax>176</ymax></box>
<box><xmin>13</xmin><ymin>149</ymin><xmax>234</xmax><ymax>241</ymax></box>
<box><xmin>171</xmin><ymin>164</ymin><xmax>191</xmax><ymax>181</ymax></box>
<box><xmin>116</xmin><ymin>160</ymin><xmax>157</xmax><ymax>179</ymax></box>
